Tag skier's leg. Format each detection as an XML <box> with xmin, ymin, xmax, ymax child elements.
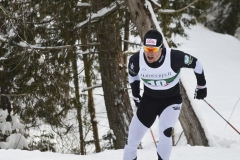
<box><xmin>157</xmin><ymin>103</ymin><xmax>182</xmax><ymax>160</ymax></box>
<box><xmin>123</xmin><ymin>113</ymin><xmax>148</xmax><ymax>160</ymax></box>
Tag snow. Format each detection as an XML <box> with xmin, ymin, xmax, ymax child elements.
<box><xmin>177</xmin><ymin>23</ymin><xmax>240</xmax><ymax>143</ymax></box>
<box><xmin>77</xmin><ymin>2</ymin><xmax>91</xmax><ymax>7</ymax></box>
<box><xmin>0</xmin><ymin>146</ymin><xmax>240</xmax><ymax>160</ymax></box>
<box><xmin>0</xmin><ymin>121</ymin><xmax>12</xmax><ymax>134</ymax></box>
<box><xmin>0</xmin><ymin>133</ymin><xmax>29</xmax><ymax>149</ymax></box>
<box><xmin>1</xmin><ymin>23</ymin><xmax>240</xmax><ymax>159</ymax></box>
<box><xmin>11</xmin><ymin>115</ymin><xmax>25</xmax><ymax>131</ymax></box>
<box><xmin>26</xmin><ymin>77</ymin><xmax>35</xmax><ymax>86</ymax></box>
<box><xmin>0</xmin><ymin>112</ymin><xmax>29</xmax><ymax>149</ymax></box>
<box><xmin>81</xmin><ymin>83</ymin><xmax>102</xmax><ymax>92</ymax></box>
<box><xmin>38</xmin><ymin>54</ymin><xmax>45</xmax><ymax>64</ymax></box>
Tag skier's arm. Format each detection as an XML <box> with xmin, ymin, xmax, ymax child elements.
<box><xmin>171</xmin><ymin>50</ymin><xmax>206</xmax><ymax>87</ymax></box>
<box><xmin>128</xmin><ymin>52</ymin><xmax>141</xmax><ymax>107</ymax></box>
<box><xmin>171</xmin><ymin>50</ymin><xmax>207</xmax><ymax>99</ymax></box>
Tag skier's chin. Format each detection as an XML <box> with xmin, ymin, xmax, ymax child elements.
<box><xmin>147</xmin><ymin>57</ymin><xmax>155</xmax><ymax>63</ymax></box>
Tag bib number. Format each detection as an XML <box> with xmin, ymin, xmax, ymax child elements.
<box><xmin>147</xmin><ymin>80</ymin><xmax>167</xmax><ymax>86</ymax></box>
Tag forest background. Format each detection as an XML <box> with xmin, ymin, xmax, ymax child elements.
<box><xmin>0</xmin><ymin>0</ymin><xmax>239</xmax><ymax>155</ymax></box>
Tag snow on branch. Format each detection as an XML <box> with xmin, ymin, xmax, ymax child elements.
<box><xmin>74</xmin><ymin>1</ymin><xmax>123</xmax><ymax>29</ymax></box>
<box><xmin>122</xmin><ymin>40</ymin><xmax>142</xmax><ymax>46</ymax></box>
<box><xmin>77</xmin><ymin>2</ymin><xmax>91</xmax><ymax>7</ymax></box>
<box><xmin>82</xmin><ymin>84</ymin><xmax>102</xmax><ymax>92</ymax></box>
<box><xmin>149</xmin><ymin>0</ymin><xmax>199</xmax><ymax>14</ymax></box>
<box><xmin>0</xmin><ymin>1</ymin><xmax>124</xmax><ymax>51</ymax></box>
<box><xmin>0</xmin><ymin>34</ymin><xmax>100</xmax><ymax>50</ymax></box>
<box><xmin>0</xmin><ymin>34</ymin><xmax>7</xmax><ymax>42</ymax></box>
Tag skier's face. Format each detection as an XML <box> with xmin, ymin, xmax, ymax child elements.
<box><xmin>143</xmin><ymin>46</ymin><xmax>162</xmax><ymax>63</ymax></box>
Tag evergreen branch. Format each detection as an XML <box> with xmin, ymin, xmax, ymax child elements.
<box><xmin>0</xmin><ymin>2</ymin><xmax>103</xmax><ymax>51</ymax></box>
<box><xmin>0</xmin><ymin>2</ymin><xmax>54</xmax><ymax>25</ymax></box>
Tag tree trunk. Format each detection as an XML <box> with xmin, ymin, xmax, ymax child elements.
<box><xmin>179</xmin><ymin>82</ymin><xmax>208</xmax><ymax>146</ymax></box>
<box><xmin>126</xmin><ymin>0</ymin><xmax>209</xmax><ymax>146</ymax></box>
<box><xmin>123</xmin><ymin>11</ymin><xmax>130</xmax><ymax>68</ymax></box>
<box><xmin>83</xmin><ymin>54</ymin><xmax>101</xmax><ymax>152</ymax></box>
<box><xmin>71</xmin><ymin>50</ymin><xmax>85</xmax><ymax>154</ymax></box>
<box><xmin>79</xmin><ymin>0</ymin><xmax>101</xmax><ymax>153</ymax></box>
<box><xmin>126</xmin><ymin>0</ymin><xmax>156</xmax><ymax>40</ymax></box>
<box><xmin>92</xmin><ymin>1</ymin><xmax>133</xmax><ymax>149</ymax></box>
<box><xmin>123</xmin><ymin>11</ymin><xmax>130</xmax><ymax>52</ymax></box>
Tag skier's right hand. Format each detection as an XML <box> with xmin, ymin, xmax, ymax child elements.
<box><xmin>194</xmin><ymin>85</ymin><xmax>207</xmax><ymax>100</ymax></box>
<box><xmin>133</xmin><ymin>96</ymin><xmax>141</xmax><ymax>107</ymax></box>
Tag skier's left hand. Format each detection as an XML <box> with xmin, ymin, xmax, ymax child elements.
<box><xmin>133</xmin><ymin>96</ymin><xmax>141</xmax><ymax>108</ymax></box>
<box><xmin>194</xmin><ymin>86</ymin><xmax>207</xmax><ymax>99</ymax></box>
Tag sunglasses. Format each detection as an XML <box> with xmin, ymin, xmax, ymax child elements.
<box><xmin>143</xmin><ymin>44</ymin><xmax>162</xmax><ymax>53</ymax></box>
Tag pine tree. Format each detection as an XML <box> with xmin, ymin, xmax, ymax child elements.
<box><xmin>205</xmin><ymin>0</ymin><xmax>240</xmax><ymax>39</ymax></box>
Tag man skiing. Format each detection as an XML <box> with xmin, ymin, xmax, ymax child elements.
<box><xmin>123</xmin><ymin>30</ymin><xmax>207</xmax><ymax>160</ymax></box>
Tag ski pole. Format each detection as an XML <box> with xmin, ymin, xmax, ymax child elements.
<box><xmin>225</xmin><ymin>97</ymin><xmax>240</xmax><ymax>130</ymax></box>
<box><xmin>203</xmin><ymin>99</ymin><xmax>240</xmax><ymax>135</ymax></box>
<box><xmin>150</xmin><ymin>128</ymin><xmax>157</xmax><ymax>148</ymax></box>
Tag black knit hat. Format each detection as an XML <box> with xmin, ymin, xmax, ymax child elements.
<box><xmin>143</xmin><ymin>30</ymin><xmax>163</xmax><ymax>47</ymax></box>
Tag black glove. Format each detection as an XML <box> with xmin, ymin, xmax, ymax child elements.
<box><xmin>133</xmin><ymin>96</ymin><xmax>141</xmax><ymax>107</ymax></box>
<box><xmin>194</xmin><ymin>87</ymin><xmax>207</xmax><ymax>99</ymax></box>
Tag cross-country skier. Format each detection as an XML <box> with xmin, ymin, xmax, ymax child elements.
<box><xmin>123</xmin><ymin>30</ymin><xmax>207</xmax><ymax>160</ymax></box>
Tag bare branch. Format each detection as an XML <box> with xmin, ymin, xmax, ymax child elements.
<box><xmin>0</xmin><ymin>3</ymin><xmax>9</xmax><ymax>16</ymax></box>
<box><xmin>0</xmin><ymin>93</ymin><xmax>27</xmax><ymax>97</ymax></box>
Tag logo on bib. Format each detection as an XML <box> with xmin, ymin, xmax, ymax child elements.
<box><xmin>141</xmin><ymin>70</ymin><xmax>180</xmax><ymax>87</ymax></box>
